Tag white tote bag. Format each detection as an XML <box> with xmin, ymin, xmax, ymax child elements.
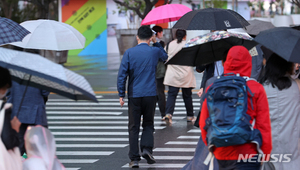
<box><xmin>0</xmin><ymin>100</ymin><xmax>22</xmax><ymax>170</ymax></box>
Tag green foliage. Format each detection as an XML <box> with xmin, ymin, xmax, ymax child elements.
<box><xmin>206</xmin><ymin>0</ymin><xmax>227</xmax><ymax>8</ymax></box>
<box><xmin>116</xmin><ymin>0</ymin><xmax>146</xmax><ymax>15</ymax></box>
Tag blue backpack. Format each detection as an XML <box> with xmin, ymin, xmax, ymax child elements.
<box><xmin>204</xmin><ymin>73</ymin><xmax>256</xmax><ymax>150</ymax></box>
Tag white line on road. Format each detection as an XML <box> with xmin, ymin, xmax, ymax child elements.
<box><xmin>149</xmin><ymin>156</ymin><xmax>193</xmax><ymax>160</ymax></box>
<box><xmin>46</xmin><ymin>111</ymin><xmax>122</xmax><ymax>115</ymax></box>
<box><xmin>153</xmin><ymin>148</ymin><xmax>195</xmax><ymax>152</ymax></box>
<box><xmin>65</xmin><ymin>168</ymin><xmax>80</xmax><ymax>170</ymax></box>
<box><xmin>49</xmin><ymin>126</ymin><xmax>165</xmax><ymax>130</ymax></box>
<box><xmin>56</xmin><ymin>144</ymin><xmax>128</xmax><ymax>148</ymax></box>
<box><xmin>47</xmin><ymin>116</ymin><xmax>185</xmax><ymax>120</ymax></box>
<box><xmin>122</xmin><ymin>163</ymin><xmax>186</xmax><ymax>168</ymax></box>
<box><xmin>55</xmin><ymin>138</ymin><xmax>128</xmax><ymax>142</ymax></box>
<box><xmin>48</xmin><ymin>121</ymin><xmax>167</xmax><ymax>125</ymax></box>
<box><xmin>59</xmin><ymin>159</ymin><xmax>98</xmax><ymax>164</ymax></box>
<box><xmin>52</xmin><ymin>132</ymin><xmax>136</xmax><ymax>135</ymax></box>
<box><xmin>165</xmin><ymin>141</ymin><xmax>198</xmax><ymax>145</ymax></box>
<box><xmin>46</xmin><ymin>107</ymin><xmax>187</xmax><ymax>111</ymax></box>
<box><xmin>177</xmin><ymin>136</ymin><xmax>200</xmax><ymax>139</ymax></box>
<box><xmin>48</xmin><ymin>98</ymin><xmax>200</xmax><ymax>102</ymax></box>
<box><xmin>188</xmin><ymin>129</ymin><xmax>201</xmax><ymax>133</ymax></box>
<box><xmin>56</xmin><ymin>151</ymin><xmax>114</xmax><ymax>156</ymax></box>
<box><xmin>46</xmin><ymin>102</ymin><xmax>200</xmax><ymax>106</ymax></box>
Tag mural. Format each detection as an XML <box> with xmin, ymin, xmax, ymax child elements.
<box><xmin>61</xmin><ymin>0</ymin><xmax>107</xmax><ymax>56</ymax></box>
<box><xmin>61</xmin><ymin>0</ymin><xmax>108</xmax><ymax>71</ymax></box>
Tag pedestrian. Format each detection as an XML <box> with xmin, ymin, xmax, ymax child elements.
<box><xmin>7</xmin><ymin>81</ymin><xmax>49</xmax><ymax>157</ymax></box>
<box><xmin>0</xmin><ymin>66</ymin><xmax>22</xmax><ymax>170</ymax></box>
<box><xmin>164</xmin><ymin>29</ymin><xmax>196</xmax><ymax>123</ymax></box>
<box><xmin>117</xmin><ymin>25</ymin><xmax>168</xmax><ymax>168</ymax></box>
<box><xmin>200</xmin><ymin>46</ymin><xmax>272</xmax><ymax>170</ymax></box>
<box><xmin>259</xmin><ymin>54</ymin><xmax>300</xmax><ymax>169</ymax></box>
<box><xmin>152</xmin><ymin>26</ymin><xmax>167</xmax><ymax>121</ymax></box>
<box><xmin>23</xmin><ymin>126</ymin><xmax>65</xmax><ymax>170</ymax></box>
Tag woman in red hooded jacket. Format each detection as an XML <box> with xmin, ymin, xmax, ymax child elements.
<box><xmin>200</xmin><ymin>46</ymin><xmax>272</xmax><ymax>170</ymax></box>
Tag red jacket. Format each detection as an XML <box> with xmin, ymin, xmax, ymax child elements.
<box><xmin>200</xmin><ymin>46</ymin><xmax>272</xmax><ymax>160</ymax></box>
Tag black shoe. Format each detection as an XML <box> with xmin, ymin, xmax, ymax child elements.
<box><xmin>129</xmin><ymin>160</ymin><xmax>139</xmax><ymax>168</ymax></box>
<box><xmin>142</xmin><ymin>150</ymin><xmax>156</xmax><ymax>164</ymax></box>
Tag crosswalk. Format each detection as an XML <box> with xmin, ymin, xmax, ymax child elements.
<box><xmin>46</xmin><ymin>95</ymin><xmax>201</xmax><ymax>170</ymax></box>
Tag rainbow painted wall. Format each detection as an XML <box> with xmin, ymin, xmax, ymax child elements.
<box><xmin>61</xmin><ymin>0</ymin><xmax>107</xmax><ymax>56</ymax></box>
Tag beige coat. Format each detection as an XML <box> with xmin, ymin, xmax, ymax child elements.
<box><xmin>164</xmin><ymin>39</ymin><xmax>196</xmax><ymax>88</ymax></box>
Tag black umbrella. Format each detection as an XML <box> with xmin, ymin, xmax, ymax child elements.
<box><xmin>166</xmin><ymin>31</ymin><xmax>257</xmax><ymax>66</ymax></box>
<box><xmin>172</xmin><ymin>8</ymin><xmax>249</xmax><ymax>30</ymax></box>
<box><xmin>0</xmin><ymin>17</ymin><xmax>30</xmax><ymax>45</ymax></box>
<box><xmin>254</xmin><ymin>27</ymin><xmax>300</xmax><ymax>63</ymax></box>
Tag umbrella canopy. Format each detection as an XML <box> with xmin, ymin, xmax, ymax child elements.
<box><xmin>246</xmin><ymin>19</ymin><xmax>275</xmax><ymax>36</ymax></box>
<box><xmin>0</xmin><ymin>17</ymin><xmax>30</xmax><ymax>45</ymax></box>
<box><xmin>166</xmin><ymin>31</ymin><xmax>256</xmax><ymax>66</ymax></box>
<box><xmin>10</xmin><ymin>19</ymin><xmax>85</xmax><ymax>51</ymax></box>
<box><xmin>0</xmin><ymin>47</ymin><xmax>97</xmax><ymax>102</ymax></box>
<box><xmin>254</xmin><ymin>27</ymin><xmax>300</xmax><ymax>63</ymax></box>
<box><xmin>172</xmin><ymin>8</ymin><xmax>249</xmax><ymax>30</ymax></box>
<box><xmin>141</xmin><ymin>4</ymin><xmax>192</xmax><ymax>25</ymax></box>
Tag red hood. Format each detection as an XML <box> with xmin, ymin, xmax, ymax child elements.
<box><xmin>224</xmin><ymin>46</ymin><xmax>252</xmax><ymax>77</ymax></box>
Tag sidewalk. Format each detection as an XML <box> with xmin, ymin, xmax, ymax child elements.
<box><xmin>64</xmin><ymin>53</ymin><xmax>203</xmax><ymax>93</ymax></box>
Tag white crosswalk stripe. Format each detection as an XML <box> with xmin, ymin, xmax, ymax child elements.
<box><xmin>47</xmin><ymin>95</ymin><xmax>199</xmax><ymax>169</ymax></box>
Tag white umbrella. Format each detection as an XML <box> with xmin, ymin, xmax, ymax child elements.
<box><xmin>0</xmin><ymin>47</ymin><xmax>97</xmax><ymax>102</ymax></box>
<box><xmin>10</xmin><ymin>19</ymin><xmax>85</xmax><ymax>51</ymax></box>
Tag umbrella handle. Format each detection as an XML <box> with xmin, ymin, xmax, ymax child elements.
<box><xmin>16</xmin><ymin>75</ymin><xmax>31</xmax><ymax>118</ymax></box>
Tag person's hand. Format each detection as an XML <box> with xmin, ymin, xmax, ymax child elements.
<box><xmin>197</xmin><ymin>88</ymin><xmax>204</xmax><ymax>97</ymax></box>
<box><xmin>120</xmin><ymin>97</ymin><xmax>125</xmax><ymax>107</ymax></box>
<box><xmin>152</xmin><ymin>35</ymin><xmax>157</xmax><ymax>43</ymax></box>
<box><xmin>10</xmin><ymin>116</ymin><xmax>21</xmax><ymax>133</ymax></box>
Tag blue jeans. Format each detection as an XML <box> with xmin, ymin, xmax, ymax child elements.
<box><xmin>165</xmin><ymin>86</ymin><xmax>194</xmax><ymax>116</ymax></box>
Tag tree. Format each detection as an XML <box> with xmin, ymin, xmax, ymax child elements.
<box><xmin>0</xmin><ymin>0</ymin><xmax>58</xmax><ymax>22</ymax></box>
<box><xmin>113</xmin><ymin>0</ymin><xmax>173</xmax><ymax>20</ymax></box>
<box><xmin>289</xmin><ymin>0</ymin><xmax>300</xmax><ymax>9</ymax></box>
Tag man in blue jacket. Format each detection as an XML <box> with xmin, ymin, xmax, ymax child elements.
<box><xmin>117</xmin><ymin>25</ymin><xmax>168</xmax><ymax>168</ymax></box>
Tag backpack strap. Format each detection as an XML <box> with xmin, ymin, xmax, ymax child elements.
<box><xmin>204</xmin><ymin>152</ymin><xmax>215</xmax><ymax>170</ymax></box>
<box><xmin>243</xmin><ymin>76</ymin><xmax>255</xmax><ymax>110</ymax></box>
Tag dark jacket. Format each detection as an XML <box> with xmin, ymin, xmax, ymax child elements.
<box><xmin>117</xmin><ymin>42</ymin><xmax>168</xmax><ymax>98</ymax></box>
<box><xmin>7</xmin><ymin>81</ymin><xmax>49</xmax><ymax>126</ymax></box>
<box><xmin>1</xmin><ymin>101</ymin><xmax>19</xmax><ymax>150</ymax></box>
<box><xmin>196</xmin><ymin>63</ymin><xmax>214</xmax><ymax>89</ymax></box>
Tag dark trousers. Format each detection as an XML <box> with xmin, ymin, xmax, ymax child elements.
<box><xmin>217</xmin><ymin>157</ymin><xmax>261</xmax><ymax>170</ymax></box>
<box><xmin>18</xmin><ymin>123</ymin><xmax>47</xmax><ymax>155</ymax></box>
<box><xmin>128</xmin><ymin>96</ymin><xmax>156</xmax><ymax>161</ymax></box>
<box><xmin>156</xmin><ymin>77</ymin><xmax>166</xmax><ymax>117</ymax></box>
<box><xmin>165</xmin><ymin>86</ymin><xmax>194</xmax><ymax>116</ymax></box>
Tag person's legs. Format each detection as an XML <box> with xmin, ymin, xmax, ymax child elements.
<box><xmin>140</xmin><ymin>96</ymin><xmax>156</xmax><ymax>164</ymax></box>
<box><xmin>156</xmin><ymin>77</ymin><xmax>166</xmax><ymax>118</ymax></box>
<box><xmin>181</xmin><ymin>88</ymin><xmax>194</xmax><ymax>117</ymax></box>
<box><xmin>18</xmin><ymin>123</ymin><xmax>35</xmax><ymax>155</ymax></box>
<box><xmin>140</xmin><ymin>96</ymin><xmax>156</xmax><ymax>153</ymax></box>
<box><xmin>165</xmin><ymin>86</ymin><xmax>179</xmax><ymax>116</ymax></box>
<box><xmin>128</xmin><ymin>98</ymin><xmax>142</xmax><ymax>162</ymax></box>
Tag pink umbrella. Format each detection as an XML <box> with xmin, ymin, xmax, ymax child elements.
<box><xmin>141</xmin><ymin>4</ymin><xmax>192</xmax><ymax>25</ymax></box>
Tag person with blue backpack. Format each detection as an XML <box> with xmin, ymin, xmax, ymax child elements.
<box><xmin>200</xmin><ymin>46</ymin><xmax>272</xmax><ymax>170</ymax></box>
